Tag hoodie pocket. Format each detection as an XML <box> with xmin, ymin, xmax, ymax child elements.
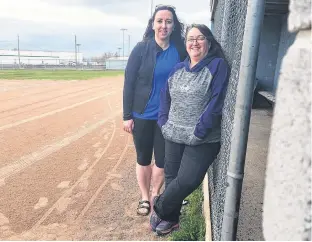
<box><xmin>189</xmin><ymin>133</ymin><xmax>204</xmax><ymax>146</ymax></box>
<box><xmin>161</xmin><ymin>121</ymin><xmax>173</xmax><ymax>141</ymax></box>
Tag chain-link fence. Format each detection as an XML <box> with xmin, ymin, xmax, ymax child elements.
<box><xmin>208</xmin><ymin>0</ymin><xmax>248</xmax><ymax>240</ymax></box>
<box><xmin>0</xmin><ymin>59</ymin><xmax>106</xmax><ymax>70</ymax></box>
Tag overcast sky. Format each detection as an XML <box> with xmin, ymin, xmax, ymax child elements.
<box><xmin>0</xmin><ymin>0</ymin><xmax>211</xmax><ymax>57</ymax></box>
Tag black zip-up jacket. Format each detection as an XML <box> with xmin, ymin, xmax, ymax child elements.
<box><xmin>123</xmin><ymin>38</ymin><xmax>187</xmax><ymax>121</ymax></box>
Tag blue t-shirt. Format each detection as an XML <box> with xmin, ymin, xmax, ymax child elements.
<box><xmin>133</xmin><ymin>44</ymin><xmax>180</xmax><ymax>120</ymax></box>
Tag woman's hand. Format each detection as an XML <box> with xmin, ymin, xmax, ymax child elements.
<box><xmin>123</xmin><ymin>119</ymin><xmax>134</xmax><ymax>134</ymax></box>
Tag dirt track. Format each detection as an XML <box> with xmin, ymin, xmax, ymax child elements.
<box><xmin>0</xmin><ymin>77</ymin><xmax>163</xmax><ymax>240</ymax></box>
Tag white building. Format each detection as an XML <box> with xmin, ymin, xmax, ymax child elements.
<box><xmin>0</xmin><ymin>49</ymin><xmax>83</xmax><ymax>66</ymax></box>
<box><xmin>105</xmin><ymin>57</ymin><xmax>128</xmax><ymax>70</ymax></box>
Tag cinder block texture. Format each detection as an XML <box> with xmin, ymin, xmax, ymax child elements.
<box><xmin>263</xmin><ymin>1</ymin><xmax>311</xmax><ymax>239</ymax></box>
<box><xmin>288</xmin><ymin>0</ymin><xmax>311</xmax><ymax>32</ymax></box>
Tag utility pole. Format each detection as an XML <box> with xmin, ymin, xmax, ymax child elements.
<box><xmin>128</xmin><ymin>35</ymin><xmax>131</xmax><ymax>56</ymax></box>
<box><xmin>151</xmin><ymin>0</ymin><xmax>154</xmax><ymax>17</ymax></box>
<box><xmin>118</xmin><ymin>47</ymin><xmax>122</xmax><ymax>57</ymax></box>
<box><xmin>120</xmin><ymin>28</ymin><xmax>127</xmax><ymax>68</ymax></box>
<box><xmin>74</xmin><ymin>35</ymin><xmax>77</xmax><ymax>67</ymax></box>
<box><xmin>76</xmin><ymin>43</ymin><xmax>81</xmax><ymax>64</ymax></box>
<box><xmin>17</xmin><ymin>34</ymin><xmax>21</xmax><ymax>68</ymax></box>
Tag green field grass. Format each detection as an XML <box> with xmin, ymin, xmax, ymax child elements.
<box><xmin>0</xmin><ymin>69</ymin><xmax>124</xmax><ymax>80</ymax></box>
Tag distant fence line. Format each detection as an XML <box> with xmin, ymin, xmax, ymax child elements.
<box><xmin>0</xmin><ymin>59</ymin><xmax>108</xmax><ymax>70</ymax></box>
<box><xmin>0</xmin><ymin>56</ymin><xmax>130</xmax><ymax>70</ymax></box>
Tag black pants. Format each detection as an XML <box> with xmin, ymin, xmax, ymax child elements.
<box><xmin>132</xmin><ymin>118</ymin><xmax>165</xmax><ymax>168</ymax></box>
<box><xmin>154</xmin><ymin>140</ymin><xmax>220</xmax><ymax>222</ymax></box>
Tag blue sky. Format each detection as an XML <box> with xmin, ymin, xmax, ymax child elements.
<box><xmin>0</xmin><ymin>0</ymin><xmax>211</xmax><ymax>57</ymax></box>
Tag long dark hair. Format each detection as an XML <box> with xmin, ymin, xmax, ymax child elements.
<box><xmin>186</xmin><ymin>24</ymin><xmax>226</xmax><ymax>60</ymax></box>
<box><xmin>143</xmin><ymin>5</ymin><xmax>185</xmax><ymax>47</ymax></box>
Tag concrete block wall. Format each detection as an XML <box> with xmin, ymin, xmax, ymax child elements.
<box><xmin>263</xmin><ymin>0</ymin><xmax>311</xmax><ymax>240</ymax></box>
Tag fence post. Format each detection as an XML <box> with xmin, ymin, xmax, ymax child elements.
<box><xmin>221</xmin><ymin>0</ymin><xmax>265</xmax><ymax>240</ymax></box>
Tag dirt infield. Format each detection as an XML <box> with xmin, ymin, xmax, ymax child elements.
<box><xmin>0</xmin><ymin>77</ymin><xmax>164</xmax><ymax>240</ymax></box>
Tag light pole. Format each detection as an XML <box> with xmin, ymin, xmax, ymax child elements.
<box><xmin>151</xmin><ymin>0</ymin><xmax>154</xmax><ymax>17</ymax></box>
<box><xmin>74</xmin><ymin>35</ymin><xmax>77</xmax><ymax>65</ymax></box>
<box><xmin>128</xmin><ymin>35</ymin><xmax>131</xmax><ymax>56</ymax></box>
<box><xmin>17</xmin><ymin>34</ymin><xmax>21</xmax><ymax>68</ymax></box>
<box><xmin>118</xmin><ymin>47</ymin><xmax>122</xmax><ymax>57</ymax></box>
<box><xmin>76</xmin><ymin>44</ymin><xmax>81</xmax><ymax>64</ymax></box>
<box><xmin>120</xmin><ymin>28</ymin><xmax>127</xmax><ymax>68</ymax></box>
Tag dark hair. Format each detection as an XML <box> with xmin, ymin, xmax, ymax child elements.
<box><xmin>186</xmin><ymin>24</ymin><xmax>226</xmax><ymax>60</ymax></box>
<box><xmin>143</xmin><ymin>5</ymin><xmax>185</xmax><ymax>46</ymax></box>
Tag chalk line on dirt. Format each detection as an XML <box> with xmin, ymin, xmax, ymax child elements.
<box><xmin>0</xmin><ymin>84</ymin><xmax>117</xmax><ymax>116</ymax></box>
<box><xmin>0</xmin><ymin>110</ymin><xmax>121</xmax><ymax>181</ymax></box>
<box><xmin>32</xmin><ymin>120</ymin><xmax>117</xmax><ymax>229</ymax></box>
<box><xmin>76</xmin><ymin>135</ymin><xmax>130</xmax><ymax>220</ymax></box>
<box><xmin>0</xmin><ymin>92</ymin><xmax>117</xmax><ymax>132</ymax></box>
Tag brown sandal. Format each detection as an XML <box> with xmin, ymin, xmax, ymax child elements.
<box><xmin>137</xmin><ymin>200</ymin><xmax>151</xmax><ymax>216</ymax></box>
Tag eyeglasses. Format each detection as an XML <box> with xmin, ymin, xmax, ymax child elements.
<box><xmin>186</xmin><ymin>35</ymin><xmax>207</xmax><ymax>43</ymax></box>
<box><xmin>155</xmin><ymin>4</ymin><xmax>176</xmax><ymax>10</ymax></box>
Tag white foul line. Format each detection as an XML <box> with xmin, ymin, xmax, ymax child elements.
<box><xmin>32</xmin><ymin>121</ymin><xmax>118</xmax><ymax>229</ymax></box>
<box><xmin>0</xmin><ymin>110</ymin><xmax>121</xmax><ymax>180</ymax></box>
<box><xmin>0</xmin><ymin>91</ymin><xmax>117</xmax><ymax>132</ymax></box>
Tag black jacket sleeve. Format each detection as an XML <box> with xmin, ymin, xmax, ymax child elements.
<box><xmin>123</xmin><ymin>42</ymin><xmax>143</xmax><ymax>120</ymax></box>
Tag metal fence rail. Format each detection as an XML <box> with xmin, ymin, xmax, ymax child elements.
<box><xmin>208</xmin><ymin>0</ymin><xmax>248</xmax><ymax>240</ymax></box>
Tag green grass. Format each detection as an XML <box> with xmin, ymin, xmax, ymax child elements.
<box><xmin>169</xmin><ymin>185</ymin><xmax>206</xmax><ymax>241</ymax></box>
<box><xmin>0</xmin><ymin>69</ymin><xmax>124</xmax><ymax>80</ymax></box>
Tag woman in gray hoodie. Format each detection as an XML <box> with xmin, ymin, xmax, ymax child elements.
<box><xmin>150</xmin><ymin>24</ymin><xmax>229</xmax><ymax>235</ymax></box>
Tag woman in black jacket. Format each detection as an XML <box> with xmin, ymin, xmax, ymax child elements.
<box><xmin>123</xmin><ymin>5</ymin><xmax>187</xmax><ymax>216</ymax></box>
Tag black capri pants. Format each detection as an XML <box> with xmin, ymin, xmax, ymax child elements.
<box><xmin>132</xmin><ymin>118</ymin><xmax>165</xmax><ymax>168</ymax></box>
